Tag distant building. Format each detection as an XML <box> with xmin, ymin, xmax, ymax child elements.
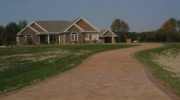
<box><xmin>17</xmin><ymin>17</ymin><xmax>117</xmax><ymax>45</ymax></box>
<box><xmin>99</xmin><ymin>29</ymin><xmax>117</xmax><ymax>43</ymax></box>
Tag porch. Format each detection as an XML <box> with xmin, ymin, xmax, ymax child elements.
<box><xmin>38</xmin><ymin>34</ymin><xmax>60</xmax><ymax>44</ymax></box>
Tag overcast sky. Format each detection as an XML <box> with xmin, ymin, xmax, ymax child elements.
<box><xmin>0</xmin><ymin>0</ymin><xmax>180</xmax><ymax>32</ymax></box>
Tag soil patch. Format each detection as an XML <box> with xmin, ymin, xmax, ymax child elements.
<box><xmin>153</xmin><ymin>49</ymin><xmax>180</xmax><ymax>77</ymax></box>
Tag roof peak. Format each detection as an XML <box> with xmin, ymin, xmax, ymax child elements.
<box><xmin>35</xmin><ymin>20</ymin><xmax>70</xmax><ymax>22</ymax></box>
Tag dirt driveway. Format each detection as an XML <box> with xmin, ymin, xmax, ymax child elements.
<box><xmin>0</xmin><ymin>43</ymin><xmax>176</xmax><ymax>100</ymax></box>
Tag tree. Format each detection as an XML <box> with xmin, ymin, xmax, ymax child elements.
<box><xmin>177</xmin><ymin>20</ymin><xmax>180</xmax><ymax>32</ymax></box>
<box><xmin>111</xmin><ymin>18</ymin><xmax>130</xmax><ymax>42</ymax></box>
<box><xmin>3</xmin><ymin>22</ymin><xmax>20</xmax><ymax>45</ymax></box>
<box><xmin>0</xmin><ymin>26</ymin><xmax>4</xmax><ymax>45</ymax></box>
<box><xmin>18</xmin><ymin>20</ymin><xmax>27</xmax><ymax>30</ymax></box>
<box><xmin>111</xmin><ymin>18</ymin><xmax>130</xmax><ymax>32</ymax></box>
<box><xmin>160</xmin><ymin>17</ymin><xmax>177</xmax><ymax>32</ymax></box>
<box><xmin>159</xmin><ymin>18</ymin><xmax>178</xmax><ymax>42</ymax></box>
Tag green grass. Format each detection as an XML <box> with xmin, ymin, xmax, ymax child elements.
<box><xmin>135</xmin><ymin>43</ymin><xmax>180</xmax><ymax>95</ymax></box>
<box><xmin>0</xmin><ymin>44</ymin><xmax>136</xmax><ymax>94</ymax></box>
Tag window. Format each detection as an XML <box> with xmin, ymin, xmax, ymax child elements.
<box><xmin>85</xmin><ymin>34</ymin><xmax>93</xmax><ymax>40</ymax></box>
<box><xmin>89</xmin><ymin>34</ymin><xmax>92</xmax><ymax>40</ymax></box>
<box><xmin>71</xmin><ymin>32</ymin><xmax>78</xmax><ymax>41</ymax></box>
<box><xmin>26</xmin><ymin>34</ymin><xmax>33</xmax><ymax>44</ymax></box>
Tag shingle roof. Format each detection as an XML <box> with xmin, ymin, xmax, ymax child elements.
<box><xmin>35</xmin><ymin>21</ymin><xmax>72</xmax><ymax>32</ymax></box>
<box><xmin>100</xmin><ymin>29</ymin><xmax>117</xmax><ymax>37</ymax></box>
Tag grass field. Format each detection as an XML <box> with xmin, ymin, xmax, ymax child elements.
<box><xmin>135</xmin><ymin>43</ymin><xmax>180</xmax><ymax>95</ymax></box>
<box><xmin>0</xmin><ymin>44</ymin><xmax>136</xmax><ymax>94</ymax></box>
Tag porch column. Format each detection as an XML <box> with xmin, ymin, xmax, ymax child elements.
<box><xmin>64</xmin><ymin>34</ymin><xmax>66</xmax><ymax>43</ymax></box>
<box><xmin>111</xmin><ymin>36</ymin><xmax>114</xmax><ymax>43</ymax></box>
<box><xmin>59</xmin><ymin>35</ymin><xmax>61</xmax><ymax>44</ymax></box>
<box><xmin>47</xmin><ymin>35</ymin><xmax>50</xmax><ymax>44</ymax></box>
<box><xmin>38</xmin><ymin>35</ymin><xmax>41</xmax><ymax>44</ymax></box>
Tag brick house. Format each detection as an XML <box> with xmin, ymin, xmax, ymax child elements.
<box><xmin>17</xmin><ymin>17</ymin><xmax>101</xmax><ymax>45</ymax></box>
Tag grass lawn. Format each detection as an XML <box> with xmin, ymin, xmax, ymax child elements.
<box><xmin>0</xmin><ymin>44</ymin><xmax>136</xmax><ymax>94</ymax></box>
<box><xmin>135</xmin><ymin>43</ymin><xmax>180</xmax><ymax>96</ymax></box>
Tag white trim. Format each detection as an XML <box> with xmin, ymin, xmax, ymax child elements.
<box><xmin>75</xmin><ymin>24</ymin><xmax>84</xmax><ymax>31</ymax></box>
<box><xmin>80</xmin><ymin>31</ymin><xmax>99</xmax><ymax>33</ymax></box>
<box><xmin>44</xmin><ymin>32</ymin><xmax>59</xmax><ymax>33</ymax></box>
<box><xmin>65</xmin><ymin>24</ymin><xmax>84</xmax><ymax>32</ymax></box>
<box><xmin>17</xmin><ymin>22</ymin><xmax>34</xmax><ymax>35</ymax></box>
<box><xmin>17</xmin><ymin>22</ymin><xmax>44</xmax><ymax>36</ymax></box>
<box><xmin>37</xmin><ymin>32</ymin><xmax>60</xmax><ymax>35</ymax></box>
<box><xmin>85</xmin><ymin>33</ymin><xmax>93</xmax><ymax>41</ymax></box>
<box><xmin>34</xmin><ymin>22</ymin><xmax>49</xmax><ymax>32</ymax></box>
<box><xmin>80</xmin><ymin>17</ymin><xmax>100</xmax><ymax>31</ymax></box>
<box><xmin>59</xmin><ymin>35</ymin><xmax>61</xmax><ymax>44</ymax></box>
<box><xmin>47</xmin><ymin>35</ymin><xmax>50</xmax><ymax>44</ymax></box>
<box><xmin>17</xmin><ymin>26</ymin><xmax>39</xmax><ymax>36</ymax></box>
<box><xmin>101</xmin><ymin>29</ymin><xmax>117</xmax><ymax>37</ymax></box>
<box><xmin>64</xmin><ymin>17</ymin><xmax>100</xmax><ymax>32</ymax></box>
<box><xmin>29</xmin><ymin>26</ymin><xmax>39</xmax><ymax>33</ymax></box>
<box><xmin>71</xmin><ymin>32</ymin><xmax>78</xmax><ymax>41</ymax></box>
<box><xmin>64</xmin><ymin>33</ymin><xmax>66</xmax><ymax>43</ymax></box>
<box><xmin>64</xmin><ymin>17</ymin><xmax>82</xmax><ymax>32</ymax></box>
<box><xmin>17</xmin><ymin>26</ymin><xmax>28</xmax><ymax>35</ymax></box>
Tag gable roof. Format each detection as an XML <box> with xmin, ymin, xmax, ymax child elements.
<box><xmin>17</xmin><ymin>17</ymin><xmax>100</xmax><ymax>36</ymax></box>
<box><xmin>100</xmin><ymin>29</ymin><xmax>117</xmax><ymax>37</ymax></box>
<box><xmin>65</xmin><ymin>17</ymin><xmax>100</xmax><ymax>32</ymax></box>
<box><xmin>35</xmin><ymin>21</ymin><xmax>72</xmax><ymax>32</ymax></box>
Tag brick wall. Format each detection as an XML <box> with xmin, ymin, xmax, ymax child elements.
<box><xmin>76</xmin><ymin>19</ymin><xmax>96</xmax><ymax>31</ymax></box>
<box><xmin>18</xmin><ymin>27</ymin><xmax>39</xmax><ymax>45</ymax></box>
<box><xmin>30</xmin><ymin>23</ymin><xmax>45</xmax><ymax>32</ymax></box>
<box><xmin>68</xmin><ymin>25</ymin><xmax>83</xmax><ymax>43</ymax></box>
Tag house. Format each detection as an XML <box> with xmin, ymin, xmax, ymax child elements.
<box><xmin>17</xmin><ymin>17</ymin><xmax>100</xmax><ymax>45</ymax></box>
<box><xmin>99</xmin><ymin>29</ymin><xmax>117</xmax><ymax>43</ymax></box>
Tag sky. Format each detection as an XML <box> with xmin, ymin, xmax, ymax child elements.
<box><xmin>0</xmin><ymin>0</ymin><xmax>180</xmax><ymax>32</ymax></box>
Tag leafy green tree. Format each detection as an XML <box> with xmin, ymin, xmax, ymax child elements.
<box><xmin>111</xmin><ymin>18</ymin><xmax>130</xmax><ymax>32</ymax></box>
<box><xmin>160</xmin><ymin>18</ymin><xmax>177</xmax><ymax>32</ymax></box>
<box><xmin>4</xmin><ymin>22</ymin><xmax>20</xmax><ymax>45</ymax></box>
<box><xmin>0</xmin><ymin>26</ymin><xmax>4</xmax><ymax>45</ymax></box>
<box><xmin>177</xmin><ymin>20</ymin><xmax>180</xmax><ymax>32</ymax></box>
<box><xmin>111</xmin><ymin>18</ymin><xmax>130</xmax><ymax>42</ymax></box>
<box><xmin>156</xmin><ymin>30</ymin><xmax>167</xmax><ymax>42</ymax></box>
<box><xmin>18</xmin><ymin>20</ymin><xmax>27</xmax><ymax>30</ymax></box>
<box><xmin>159</xmin><ymin>18</ymin><xmax>178</xmax><ymax>42</ymax></box>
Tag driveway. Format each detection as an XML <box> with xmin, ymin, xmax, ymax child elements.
<box><xmin>0</xmin><ymin>43</ymin><xmax>176</xmax><ymax>100</ymax></box>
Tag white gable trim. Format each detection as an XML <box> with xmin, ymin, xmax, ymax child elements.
<box><xmin>64</xmin><ymin>17</ymin><xmax>100</xmax><ymax>32</ymax></box>
<box><xmin>75</xmin><ymin>24</ymin><xmax>84</xmax><ymax>31</ymax></box>
<box><xmin>80</xmin><ymin>31</ymin><xmax>99</xmax><ymax>33</ymax></box>
<box><xmin>17</xmin><ymin>22</ymin><xmax>35</xmax><ymax>36</ymax></box>
<box><xmin>79</xmin><ymin>17</ymin><xmax>100</xmax><ymax>31</ymax></box>
<box><xmin>34</xmin><ymin>22</ymin><xmax>49</xmax><ymax>32</ymax></box>
<box><xmin>102</xmin><ymin>29</ymin><xmax>117</xmax><ymax>37</ymax></box>
<box><xmin>64</xmin><ymin>17</ymin><xmax>82</xmax><ymax>32</ymax></box>
<box><xmin>29</xmin><ymin>26</ymin><xmax>39</xmax><ymax>33</ymax></box>
<box><xmin>65</xmin><ymin>24</ymin><xmax>85</xmax><ymax>32</ymax></box>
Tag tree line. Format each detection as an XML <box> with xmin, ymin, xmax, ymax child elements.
<box><xmin>0</xmin><ymin>20</ymin><xmax>27</xmax><ymax>45</ymax></box>
<box><xmin>111</xmin><ymin>17</ymin><xmax>180</xmax><ymax>42</ymax></box>
<box><xmin>0</xmin><ymin>18</ymin><xmax>180</xmax><ymax>46</ymax></box>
